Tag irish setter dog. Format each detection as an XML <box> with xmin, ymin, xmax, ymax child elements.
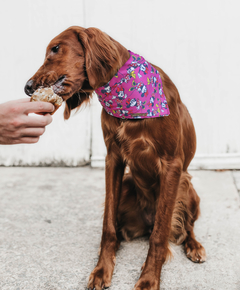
<box><xmin>25</xmin><ymin>26</ymin><xmax>206</xmax><ymax>290</ymax></box>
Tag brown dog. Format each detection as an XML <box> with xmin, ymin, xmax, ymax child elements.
<box><xmin>25</xmin><ymin>26</ymin><xmax>206</xmax><ymax>290</ymax></box>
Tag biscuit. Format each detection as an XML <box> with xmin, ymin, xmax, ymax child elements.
<box><xmin>30</xmin><ymin>87</ymin><xmax>63</xmax><ymax>115</ymax></box>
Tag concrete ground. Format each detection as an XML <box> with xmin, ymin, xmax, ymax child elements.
<box><xmin>0</xmin><ymin>167</ymin><xmax>240</xmax><ymax>290</ymax></box>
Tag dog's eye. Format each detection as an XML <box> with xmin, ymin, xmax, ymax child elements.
<box><xmin>51</xmin><ymin>45</ymin><xmax>60</xmax><ymax>53</ymax></box>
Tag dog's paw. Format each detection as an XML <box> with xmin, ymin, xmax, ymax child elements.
<box><xmin>87</xmin><ymin>260</ymin><xmax>115</xmax><ymax>290</ymax></box>
<box><xmin>133</xmin><ymin>276</ymin><xmax>158</xmax><ymax>290</ymax></box>
<box><xmin>185</xmin><ymin>240</ymin><xmax>206</xmax><ymax>263</ymax></box>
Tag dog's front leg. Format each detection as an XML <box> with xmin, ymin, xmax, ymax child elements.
<box><xmin>88</xmin><ymin>155</ymin><xmax>125</xmax><ymax>290</ymax></box>
<box><xmin>134</xmin><ymin>158</ymin><xmax>182</xmax><ymax>290</ymax></box>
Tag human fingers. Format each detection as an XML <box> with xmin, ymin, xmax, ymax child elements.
<box><xmin>24</xmin><ymin>114</ymin><xmax>53</xmax><ymax>128</ymax></box>
<box><xmin>12</xmin><ymin>136</ymin><xmax>40</xmax><ymax>144</ymax></box>
<box><xmin>0</xmin><ymin>125</ymin><xmax>46</xmax><ymax>143</ymax></box>
<box><xmin>4</xmin><ymin>124</ymin><xmax>49</xmax><ymax>144</ymax></box>
<box><xmin>19</xmin><ymin>127</ymin><xmax>46</xmax><ymax>137</ymax></box>
<box><xmin>24</xmin><ymin>101</ymin><xmax>55</xmax><ymax>114</ymax></box>
<box><xmin>0</xmin><ymin>134</ymin><xmax>40</xmax><ymax>145</ymax></box>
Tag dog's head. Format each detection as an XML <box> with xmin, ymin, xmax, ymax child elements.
<box><xmin>24</xmin><ymin>26</ymin><xmax>122</xmax><ymax>119</ymax></box>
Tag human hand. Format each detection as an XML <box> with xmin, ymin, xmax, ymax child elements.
<box><xmin>0</xmin><ymin>98</ymin><xmax>55</xmax><ymax>144</ymax></box>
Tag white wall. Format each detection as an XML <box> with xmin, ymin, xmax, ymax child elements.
<box><xmin>0</xmin><ymin>0</ymin><xmax>240</xmax><ymax>169</ymax></box>
<box><xmin>0</xmin><ymin>0</ymin><xmax>91</xmax><ymax>166</ymax></box>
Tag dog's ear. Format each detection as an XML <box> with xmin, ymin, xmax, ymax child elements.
<box><xmin>75</xmin><ymin>27</ymin><xmax>121</xmax><ymax>89</ymax></box>
<box><xmin>64</xmin><ymin>79</ymin><xmax>92</xmax><ymax>120</ymax></box>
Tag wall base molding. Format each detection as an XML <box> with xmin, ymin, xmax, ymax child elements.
<box><xmin>91</xmin><ymin>156</ymin><xmax>106</xmax><ymax>168</ymax></box>
<box><xmin>91</xmin><ymin>154</ymin><xmax>240</xmax><ymax>170</ymax></box>
<box><xmin>189</xmin><ymin>154</ymin><xmax>240</xmax><ymax>170</ymax></box>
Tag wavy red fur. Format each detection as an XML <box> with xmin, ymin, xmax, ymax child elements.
<box><xmin>25</xmin><ymin>26</ymin><xmax>206</xmax><ymax>290</ymax></box>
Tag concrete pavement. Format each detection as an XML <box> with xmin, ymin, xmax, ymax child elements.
<box><xmin>0</xmin><ymin>167</ymin><xmax>240</xmax><ymax>290</ymax></box>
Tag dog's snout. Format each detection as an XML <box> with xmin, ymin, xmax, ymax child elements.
<box><xmin>24</xmin><ymin>79</ymin><xmax>35</xmax><ymax>96</ymax></box>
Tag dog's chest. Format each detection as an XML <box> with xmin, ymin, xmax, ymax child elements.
<box><xmin>117</xmin><ymin>122</ymin><xmax>160</xmax><ymax>173</ymax></box>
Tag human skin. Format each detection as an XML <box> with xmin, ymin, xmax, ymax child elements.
<box><xmin>0</xmin><ymin>98</ymin><xmax>54</xmax><ymax>145</ymax></box>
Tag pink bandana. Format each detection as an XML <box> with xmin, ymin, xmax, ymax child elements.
<box><xmin>95</xmin><ymin>51</ymin><xmax>170</xmax><ymax>119</ymax></box>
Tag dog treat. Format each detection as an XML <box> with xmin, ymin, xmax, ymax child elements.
<box><xmin>30</xmin><ymin>87</ymin><xmax>63</xmax><ymax>115</ymax></box>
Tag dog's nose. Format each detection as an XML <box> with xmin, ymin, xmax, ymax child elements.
<box><xmin>24</xmin><ymin>79</ymin><xmax>35</xmax><ymax>96</ymax></box>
